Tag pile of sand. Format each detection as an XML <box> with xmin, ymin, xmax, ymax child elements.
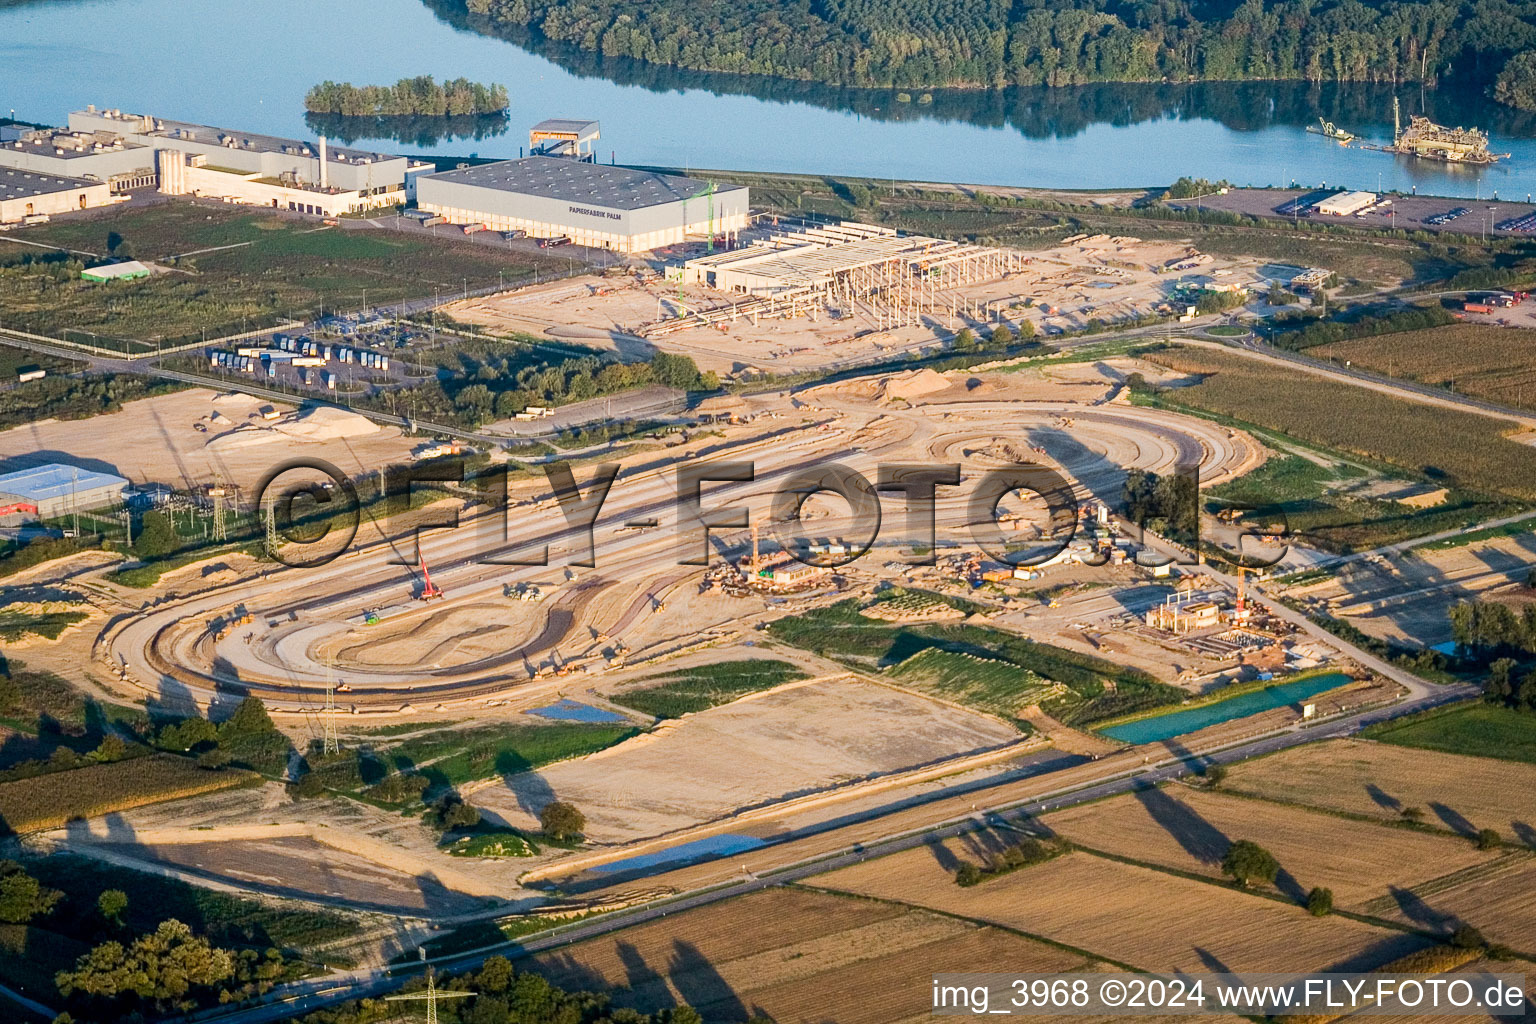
<box><xmin>277</xmin><ymin>406</ymin><xmax>380</xmax><ymax>441</ymax></box>
<box><xmin>878</xmin><ymin>368</ymin><xmax>951</xmax><ymax>402</ymax></box>
<box><xmin>205</xmin><ymin>407</ymin><xmax>383</xmax><ymax>451</ymax></box>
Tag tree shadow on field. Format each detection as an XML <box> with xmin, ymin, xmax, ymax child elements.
<box><xmin>1365</xmin><ymin>783</ymin><xmax>1401</xmax><ymax>813</ymax></box>
<box><xmin>1135</xmin><ymin>787</ymin><xmax>1228</xmax><ymax>864</ymax></box>
<box><xmin>1388</xmin><ymin>885</ymin><xmax>1460</xmax><ymax>932</ymax></box>
<box><xmin>925</xmin><ymin>835</ymin><xmax>961</xmax><ymax>872</ymax></box>
<box><xmin>668</xmin><ymin>939</ymin><xmax>747</xmax><ymax>1022</ymax></box>
<box><xmin>617</xmin><ymin>941</ymin><xmax>673</xmax><ymax>1011</ymax></box>
<box><xmin>1429</xmin><ymin>801</ymin><xmax>1477</xmax><ymax>839</ymax></box>
<box><xmin>1512</xmin><ymin>821</ymin><xmax>1536</xmax><ymax>850</ymax></box>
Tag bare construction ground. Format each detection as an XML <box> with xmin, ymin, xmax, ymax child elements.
<box><xmin>1222</xmin><ymin>739</ymin><xmax>1536</xmax><ymax>836</ymax></box>
<box><xmin>44</xmin><ymin>783</ymin><xmax>527</xmax><ymax>916</ymax></box>
<box><xmin>443</xmin><ymin>236</ymin><xmax>1265</xmax><ymax>377</ymax></box>
<box><xmin>1042</xmin><ymin>786</ymin><xmax>1499</xmax><ymax>909</ymax></box>
<box><xmin>1279</xmin><ymin>536</ymin><xmax>1536</xmax><ymax>647</ymax></box>
<box><xmin>817</xmin><ymin>847</ymin><xmax>1429</xmax><ymax>974</ymax></box>
<box><xmin>469</xmin><ymin>676</ymin><xmax>1024</xmax><ymax>843</ymax></box>
<box><xmin>0</xmin><ymin>388</ymin><xmax>416</xmax><ymax>499</ymax></box>
<box><xmin>524</xmin><ymin>887</ymin><xmax>1153</xmax><ymax>1024</ymax></box>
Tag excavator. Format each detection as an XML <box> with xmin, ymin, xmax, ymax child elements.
<box><xmin>415</xmin><ymin>551</ymin><xmax>444</xmax><ymax>601</ymax></box>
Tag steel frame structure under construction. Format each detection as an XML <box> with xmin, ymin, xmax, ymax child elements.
<box><xmin>670</xmin><ymin>221</ymin><xmax>1028</xmax><ymax>333</ymax></box>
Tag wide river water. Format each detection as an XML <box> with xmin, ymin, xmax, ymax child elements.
<box><xmin>8</xmin><ymin>0</ymin><xmax>1536</xmax><ymax>199</ymax></box>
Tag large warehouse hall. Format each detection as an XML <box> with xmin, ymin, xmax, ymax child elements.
<box><xmin>416</xmin><ymin>156</ymin><xmax>749</xmax><ymax>252</ymax></box>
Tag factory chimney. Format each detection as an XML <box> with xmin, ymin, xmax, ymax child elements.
<box><xmin>319</xmin><ymin>135</ymin><xmax>329</xmax><ymax>189</ymax></box>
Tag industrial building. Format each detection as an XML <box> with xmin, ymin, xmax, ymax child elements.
<box><xmin>656</xmin><ymin>221</ymin><xmax>1029</xmax><ymax>334</ymax></box>
<box><xmin>65</xmin><ymin>106</ymin><xmax>431</xmax><ymax>214</ymax></box>
<box><xmin>82</xmin><ymin>260</ymin><xmax>151</xmax><ymax>283</ymax></box>
<box><xmin>528</xmin><ymin>119</ymin><xmax>600</xmax><ymax>161</ymax></box>
<box><xmin>416</xmin><ymin>157</ymin><xmax>749</xmax><ymax>252</ymax></box>
<box><xmin>1314</xmin><ymin>190</ymin><xmax>1376</xmax><ymax>217</ymax></box>
<box><xmin>0</xmin><ymin>167</ymin><xmax>112</xmax><ymax>224</ymax></box>
<box><xmin>0</xmin><ymin>464</ymin><xmax>130</xmax><ymax>519</ymax></box>
<box><xmin>0</xmin><ymin>128</ymin><xmax>157</xmax><ymax>192</ymax></box>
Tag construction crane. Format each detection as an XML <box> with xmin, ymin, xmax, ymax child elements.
<box><xmin>384</xmin><ymin>951</ymin><xmax>471</xmax><ymax>1024</ymax></box>
<box><xmin>684</xmin><ymin>181</ymin><xmax>718</xmax><ymax>252</ymax></box>
<box><xmin>415</xmin><ymin>551</ymin><xmax>444</xmax><ymax>601</ymax></box>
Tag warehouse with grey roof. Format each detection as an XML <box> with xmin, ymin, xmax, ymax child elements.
<box><xmin>0</xmin><ymin>167</ymin><xmax>111</xmax><ymax>224</ymax></box>
<box><xmin>0</xmin><ymin>464</ymin><xmax>129</xmax><ymax>520</ymax></box>
<box><xmin>416</xmin><ymin>156</ymin><xmax>749</xmax><ymax>253</ymax></box>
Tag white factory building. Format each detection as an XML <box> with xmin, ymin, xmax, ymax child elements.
<box><xmin>53</xmin><ymin>106</ymin><xmax>432</xmax><ymax>215</ymax></box>
<box><xmin>0</xmin><ymin>464</ymin><xmax>130</xmax><ymax>520</ymax></box>
<box><xmin>0</xmin><ymin>167</ymin><xmax>112</xmax><ymax>224</ymax></box>
<box><xmin>0</xmin><ymin>128</ymin><xmax>157</xmax><ymax>192</ymax></box>
<box><xmin>1314</xmin><ymin>190</ymin><xmax>1377</xmax><ymax>216</ymax></box>
<box><xmin>416</xmin><ymin>157</ymin><xmax>749</xmax><ymax>252</ymax></box>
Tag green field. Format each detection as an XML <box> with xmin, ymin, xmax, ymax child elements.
<box><xmin>613</xmin><ymin>659</ymin><xmax>808</xmax><ymax>719</ymax></box>
<box><xmin>1362</xmin><ymin>702</ymin><xmax>1536</xmax><ymax>765</ymax></box>
<box><xmin>0</xmin><ymin>754</ymin><xmax>258</xmax><ymax>834</ymax></box>
<box><xmin>765</xmin><ymin>600</ymin><xmax>1181</xmax><ymax>725</ymax></box>
<box><xmin>0</xmin><ymin>609</ymin><xmax>87</xmax><ymax>642</ymax></box>
<box><xmin>368</xmin><ymin>721</ymin><xmax>637</xmax><ymax>792</ymax></box>
<box><xmin>1205</xmin><ymin>453</ymin><xmax>1509</xmax><ymax>553</ymax></box>
<box><xmin>0</xmin><ymin>204</ymin><xmax>559</xmax><ymax>349</ymax></box>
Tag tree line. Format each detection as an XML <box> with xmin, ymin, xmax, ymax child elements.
<box><xmin>461</xmin><ymin>0</ymin><xmax>1536</xmax><ymax>99</ymax></box>
<box><xmin>1448</xmin><ymin>598</ymin><xmax>1536</xmax><ymax>710</ymax></box>
<box><xmin>304</xmin><ymin>76</ymin><xmax>510</xmax><ymax>117</ymax></box>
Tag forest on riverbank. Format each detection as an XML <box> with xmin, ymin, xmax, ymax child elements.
<box><xmin>453</xmin><ymin>0</ymin><xmax>1536</xmax><ymax>100</ymax></box>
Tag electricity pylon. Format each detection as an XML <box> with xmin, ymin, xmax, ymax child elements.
<box><xmin>322</xmin><ymin>678</ymin><xmax>339</xmax><ymax>756</ymax></box>
<box><xmin>211</xmin><ymin>480</ymin><xmax>228</xmax><ymax>542</ymax></box>
<box><xmin>384</xmin><ymin>951</ymin><xmax>471</xmax><ymax>1024</ymax></box>
<box><xmin>264</xmin><ymin>491</ymin><xmax>278</xmax><ymax>555</ymax></box>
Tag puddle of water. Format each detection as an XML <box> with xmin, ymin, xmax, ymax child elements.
<box><xmin>527</xmin><ymin>699</ymin><xmax>629</xmax><ymax>724</ymax></box>
<box><xmin>1097</xmin><ymin>672</ymin><xmax>1351</xmax><ymax>745</ymax></box>
<box><xmin>589</xmin><ymin>834</ymin><xmax>768</xmax><ymax>875</ymax></box>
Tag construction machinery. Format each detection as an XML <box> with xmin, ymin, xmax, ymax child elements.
<box><xmin>1307</xmin><ymin>118</ymin><xmax>1355</xmax><ymax>144</ymax></box>
<box><xmin>415</xmin><ymin>552</ymin><xmax>444</xmax><ymax>601</ymax></box>
<box><xmin>1384</xmin><ymin>96</ymin><xmax>1508</xmax><ymax>164</ymax></box>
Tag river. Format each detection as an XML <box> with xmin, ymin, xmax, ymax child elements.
<box><xmin>7</xmin><ymin>0</ymin><xmax>1536</xmax><ymax>199</ymax></box>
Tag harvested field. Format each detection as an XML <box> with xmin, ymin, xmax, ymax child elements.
<box><xmin>1041</xmin><ymin>786</ymin><xmax>1497</xmax><ymax>909</ymax></box>
<box><xmin>816</xmin><ymin>848</ymin><xmax>1429</xmax><ymax>974</ymax></box>
<box><xmin>1222</xmin><ymin>739</ymin><xmax>1536</xmax><ymax>837</ymax></box>
<box><xmin>1142</xmin><ymin>347</ymin><xmax>1536</xmax><ymax>501</ymax></box>
<box><xmin>1360</xmin><ymin>855</ymin><xmax>1536</xmax><ymax>957</ymax></box>
<box><xmin>77</xmin><ymin>835</ymin><xmax>487</xmax><ymax>917</ymax></box>
<box><xmin>470</xmin><ymin>676</ymin><xmax>1021</xmax><ymax>843</ymax></box>
<box><xmin>526</xmin><ymin>887</ymin><xmax>1122</xmax><ymax>1024</ymax></box>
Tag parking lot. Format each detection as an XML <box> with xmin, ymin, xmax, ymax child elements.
<box><xmin>1179</xmin><ymin>187</ymin><xmax>1536</xmax><ymax>238</ymax></box>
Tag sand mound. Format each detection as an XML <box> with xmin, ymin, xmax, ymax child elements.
<box><xmin>208</xmin><ymin>411</ymin><xmax>232</xmax><ymax>426</ymax></box>
<box><xmin>278</xmin><ymin>406</ymin><xmax>381</xmax><ymax>441</ymax></box>
<box><xmin>205</xmin><ymin>406</ymin><xmax>383</xmax><ymax>451</ymax></box>
<box><xmin>878</xmin><ymin>368</ymin><xmax>951</xmax><ymax>402</ymax></box>
<box><xmin>211</xmin><ymin>391</ymin><xmax>263</xmax><ymax>408</ymax></box>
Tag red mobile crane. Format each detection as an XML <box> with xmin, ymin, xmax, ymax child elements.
<box><xmin>416</xmin><ymin>552</ymin><xmax>444</xmax><ymax>601</ymax></box>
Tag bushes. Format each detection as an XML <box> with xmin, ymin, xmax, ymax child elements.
<box><xmin>954</xmin><ymin>836</ymin><xmax>1071</xmax><ymax>886</ymax></box>
<box><xmin>1268</xmin><ymin>305</ymin><xmax>1454</xmax><ymax>352</ymax></box>
<box><xmin>362</xmin><ymin>772</ymin><xmax>429</xmax><ymax>806</ymax></box>
<box><xmin>1221</xmin><ymin>839</ymin><xmax>1279</xmax><ymax>887</ymax></box>
<box><xmin>539</xmin><ymin>800</ymin><xmax>585</xmax><ymax>840</ymax></box>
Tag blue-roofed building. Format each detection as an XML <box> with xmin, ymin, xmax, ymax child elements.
<box><xmin>0</xmin><ymin>463</ymin><xmax>129</xmax><ymax>519</ymax></box>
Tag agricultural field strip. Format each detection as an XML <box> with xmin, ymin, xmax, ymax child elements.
<box><xmin>814</xmin><ymin>846</ymin><xmax>1430</xmax><ymax>975</ymax></box>
<box><xmin>1039</xmin><ymin>786</ymin><xmax>1502</xmax><ymax>910</ymax></box>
